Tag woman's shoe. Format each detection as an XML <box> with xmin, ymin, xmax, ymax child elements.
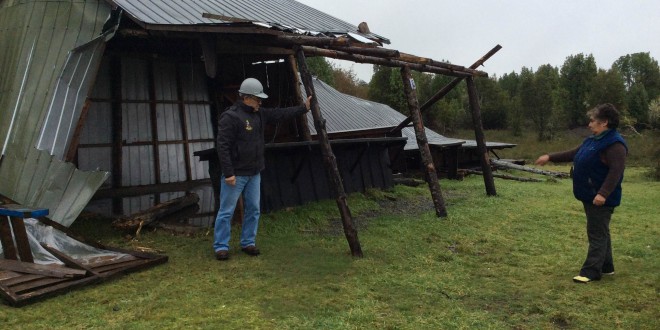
<box><xmin>572</xmin><ymin>275</ymin><xmax>592</xmax><ymax>283</ymax></box>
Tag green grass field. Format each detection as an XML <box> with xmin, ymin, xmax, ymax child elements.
<box><xmin>1</xmin><ymin>165</ymin><xmax>657</xmax><ymax>329</ymax></box>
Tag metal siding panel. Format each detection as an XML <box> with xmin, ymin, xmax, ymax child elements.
<box><xmin>153</xmin><ymin>60</ymin><xmax>178</xmax><ymax>101</ymax></box>
<box><xmin>158</xmin><ymin>144</ymin><xmax>185</xmax><ymax>183</ymax></box>
<box><xmin>77</xmin><ymin>147</ymin><xmax>112</xmax><ymax>177</ymax></box>
<box><xmin>123</xmin><ymin>195</ymin><xmax>154</xmax><ymax>215</ymax></box>
<box><xmin>90</xmin><ymin>57</ymin><xmax>112</xmax><ymax>99</ymax></box>
<box><xmin>0</xmin><ymin>147</ymin><xmax>108</xmax><ymax>226</ymax></box>
<box><xmin>188</xmin><ymin>141</ymin><xmax>212</xmax><ymax>180</ymax></box>
<box><xmin>178</xmin><ymin>62</ymin><xmax>207</xmax><ymax>101</ymax></box>
<box><xmin>122</xmin><ymin>103</ymin><xmax>152</xmax><ymax>142</ymax></box>
<box><xmin>37</xmin><ymin>37</ymin><xmax>107</xmax><ymax>158</ymax></box>
<box><xmin>17</xmin><ymin>147</ymin><xmax>51</xmax><ymax>203</ymax></box>
<box><xmin>80</xmin><ymin>102</ymin><xmax>112</xmax><ymax>144</ymax></box>
<box><xmin>121</xmin><ymin>57</ymin><xmax>150</xmax><ymax>100</ymax></box>
<box><xmin>156</xmin><ymin>104</ymin><xmax>182</xmax><ymax>141</ymax></box>
<box><xmin>122</xmin><ymin>145</ymin><xmax>154</xmax><ymax>186</ymax></box>
<box><xmin>0</xmin><ymin>1</ymin><xmax>112</xmax><ymax>227</ymax></box>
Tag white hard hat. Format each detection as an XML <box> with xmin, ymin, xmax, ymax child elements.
<box><xmin>238</xmin><ymin>78</ymin><xmax>268</xmax><ymax>99</ymax></box>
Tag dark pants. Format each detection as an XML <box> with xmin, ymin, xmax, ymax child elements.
<box><xmin>580</xmin><ymin>202</ymin><xmax>615</xmax><ymax>279</ymax></box>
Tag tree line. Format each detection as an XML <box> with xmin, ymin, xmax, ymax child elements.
<box><xmin>307</xmin><ymin>52</ymin><xmax>660</xmax><ymax>140</ymax></box>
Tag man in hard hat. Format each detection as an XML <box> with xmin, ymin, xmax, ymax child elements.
<box><xmin>213</xmin><ymin>77</ymin><xmax>312</xmax><ymax>260</ymax></box>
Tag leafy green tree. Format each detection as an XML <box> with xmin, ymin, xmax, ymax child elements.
<box><xmin>520</xmin><ymin>65</ymin><xmax>563</xmax><ymax>140</ymax></box>
<box><xmin>627</xmin><ymin>82</ymin><xmax>650</xmax><ymax>126</ymax></box>
<box><xmin>613</xmin><ymin>53</ymin><xmax>660</xmax><ymax>126</ymax></box>
<box><xmin>426</xmin><ymin>73</ymin><xmax>469</xmax><ymax>132</ymax></box>
<box><xmin>475</xmin><ymin>77</ymin><xmax>508</xmax><ymax>129</ymax></box>
<box><xmin>588</xmin><ymin>68</ymin><xmax>626</xmax><ymax>112</ymax></box>
<box><xmin>430</xmin><ymin>98</ymin><xmax>466</xmax><ymax>134</ymax></box>
<box><xmin>306</xmin><ymin>56</ymin><xmax>335</xmax><ymax>86</ymax></box>
<box><xmin>499</xmin><ymin>71</ymin><xmax>520</xmax><ymax>98</ymax></box>
<box><xmin>560</xmin><ymin>54</ymin><xmax>597</xmax><ymax>127</ymax></box>
<box><xmin>613</xmin><ymin>52</ymin><xmax>660</xmax><ymax>99</ymax></box>
<box><xmin>498</xmin><ymin>72</ymin><xmax>523</xmax><ymax>135</ymax></box>
<box><xmin>508</xmin><ymin>95</ymin><xmax>524</xmax><ymax>136</ymax></box>
<box><xmin>648</xmin><ymin>97</ymin><xmax>660</xmax><ymax>129</ymax></box>
<box><xmin>332</xmin><ymin>66</ymin><xmax>369</xmax><ymax>99</ymax></box>
<box><xmin>368</xmin><ymin>65</ymin><xmax>406</xmax><ymax>113</ymax></box>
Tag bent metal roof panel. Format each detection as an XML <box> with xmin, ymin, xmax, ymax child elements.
<box><xmin>107</xmin><ymin>0</ymin><xmax>389</xmax><ymax>43</ymax></box>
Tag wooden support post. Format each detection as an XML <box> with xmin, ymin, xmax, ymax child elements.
<box><xmin>391</xmin><ymin>45</ymin><xmax>502</xmax><ymax>133</ymax></box>
<box><xmin>64</xmin><ymin>99</ymin><xmax>92</xmax><ymax>163</ymax></box>
<box><xmin>110</xmin><ymin>56</ymin><xmax>124</xmax><ymax>215</ymax></box>
<box><xmin>466</xmin><ymin>76</ymin><xmax>496</xmax><ymax>196</ymax></box>
<box><xmin>9</xmin><ymin>217</ymin><xmax>33</xmax><ymax>262</ymax></box>
<box><xmin>287</xmin><ymin>55</ymin><xmax>312</xmax><ymax>141</ymax></box>
<box><xmin>295</xmin><ymin>47</ymin><xmax>363</xmax><ymax>257</ymax></box>
<box><xmin>400</xmin><ymin>66</ymin><xmax>448</xmax><ymax>217</ymax></box>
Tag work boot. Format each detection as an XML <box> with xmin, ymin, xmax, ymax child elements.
<box><xmin>215</xmin><ymin>250</ymin><xmax>229</xmax><ymax>261</ymax></box>
<box><xmin>241</xmin><ymin>245</ymin><xmax>260</xmax><ymax>256</ymax></box>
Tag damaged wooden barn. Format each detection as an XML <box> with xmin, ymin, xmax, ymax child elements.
<box><xmin>0</xmin><ymin>0</ymin><xmax>503</xmax><ymax>305</ymax></box>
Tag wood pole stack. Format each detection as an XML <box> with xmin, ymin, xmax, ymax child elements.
<box><xmin>295</xmin><ymin>47</ymin><xmax>363</xmax><ymax>257</ymax></box>
<box><xmin>276</xmin><ymin>35</ymin><xmax>487</xmax><ymax>76</ymax></box>
<box><xmin>466</xmin><ymin>76</ymin><xmax>496</xmax><ymax>196</ymax></box>
<box><xmin>301</xmin><ymin>46</ymin><xmax>482</xmax><ymax>78</ymax></box>
<box><xmin>391</xmin><ymin>45</ymin><xmax>502</xmax><ymax>133</ymax></box>
<box><xmin>400</xmin><ymin>65</ymin><xmax>448</xmax><ymax>217</ymax></box>
<box><xmin>287</xmin><ymin>55</ymin><xmax>312</xmax><ymax>141</ymax></box>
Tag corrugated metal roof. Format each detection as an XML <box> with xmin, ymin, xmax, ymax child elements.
<box><xmin>108</xmin><ymin>0</ymin><xmax>389</xmax><ymax>43</ymax></box>
<box><xmin>305</xmin><ymin>77</ymin><xmax>516</xmax><ymax>151</ymax></box>
<box><xmin>304</xmin><ymin>78</ymin><xmax>466</xmax><ymax>150</ymax></box>
<box><xmin>0</xmin><ymin>0</ymin><xmax>112</xmax><ymax>226</ymax></box>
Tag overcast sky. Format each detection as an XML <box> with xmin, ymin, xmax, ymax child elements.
<box><xmin>297</xmin><ymin>0</ymin><xmax>660</xmax><ymax>82</ymax></box>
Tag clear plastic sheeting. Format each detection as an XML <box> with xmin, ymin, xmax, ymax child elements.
<box><xmin>0</xmin><ymin>218</ymin><xmax>130</xmax><ymax>266</ymax></box>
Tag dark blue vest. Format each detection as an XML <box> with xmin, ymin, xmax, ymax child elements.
<box><xmin>572</xmin><ymin>129</ymin><xmax>627</xmax><ymax>206</ymax></box>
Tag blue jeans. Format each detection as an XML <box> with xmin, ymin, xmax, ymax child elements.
<box><xmin>213</xmin><ymin>174</ymin><xmax>261</xmax><ymax>252</ymax></box>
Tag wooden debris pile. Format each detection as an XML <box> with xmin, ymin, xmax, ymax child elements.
<box><xmin>111</xmin><ymin>193</ymin><xmax>200</xmax><ymax>236</ymax></box>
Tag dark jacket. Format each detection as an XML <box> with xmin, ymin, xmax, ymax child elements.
<box><xmin>216</xmin><ymin>101</ymin><xmax>307</xmax><ymax>177</ymax></box>
<box><xmin>572</xmin><ymin>129</ymin><xmax>627</xmax><ymax>206</ymax></box>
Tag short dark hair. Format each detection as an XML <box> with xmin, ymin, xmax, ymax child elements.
<box><xmin>587</xmin><ymin>103</ymin><xmax>620</xmax><ymax>129</ymax></box>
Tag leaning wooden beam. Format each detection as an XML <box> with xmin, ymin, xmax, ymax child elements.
<box><xmin>397</xmin><ymin>51</ymin><xmax>478</xmax><ymax>74</ymax></box>
<box><xmin>111</xmin><ymin>193</ymin><xmax>200</xmax><ymax>233</ymax></box>
<box><xmin>287</xmin><ymin>55</ymin><xmax>312</xmax><ymax>141</ymax></box>
<box><xmin>295</xmin><ymin>46</ymin><xmax>363</xmax><ymax>257</ymax></box>
<box><xmin>490</xmin><ymin>159</ymin><xmax>570</xmax><ymax>178</ymax></box>
<box><xmin>466</xmin><ymin>76</ymin><xmax>497</xmax><ymax>196</ymax></box>
<box><xmin>400</xmin><ymin>65</ymin><xmax>448</xmax><ymax>217</ymax></box>
<box><xmin>391</xmin><ymin>45</ymin><xmax>502</xmax><ymax>133</ymax></box>
<box><xmin>302</xmin><ymin>46</ymin><xmax>480</xmax><ymax>78</ymax></box>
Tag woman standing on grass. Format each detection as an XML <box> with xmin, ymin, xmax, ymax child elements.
<box><xmin>535</xmin><ymin>103</ymin><xmax>628</xmax><ymax>283</ymax></box>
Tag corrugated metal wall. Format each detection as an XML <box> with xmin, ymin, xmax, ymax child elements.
<box><xmin>80</xmin><ymin>54</ymin><xmax>214</xmax><ymax>220</ymax></box>
<box><xmin>0</xmin><ymin>0</ymin><xmax>113</xmax><ymax>226</ymax></box>
<box><xmin>0</xmin><ymin>0</ymin><xmax>111</xmax><ymax>159</ymax></box>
